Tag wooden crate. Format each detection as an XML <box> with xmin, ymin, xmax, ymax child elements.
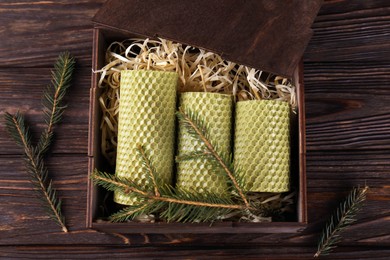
<box><xmin>87</xmin><ymin>27</ymin><xmax>307</xmax><ymax>233</ymax></box>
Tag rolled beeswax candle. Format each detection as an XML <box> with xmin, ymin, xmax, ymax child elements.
<box><xmin>176</xmin><ymin>92</ymin><xmax>233</xmax><ymax>196</ymax></box>
<box><xmin>114</xmin><ymin>70</ymin><xmax>178</xmax><ymax>205</ymax></box>
<box><xmin>234</xmin><ymin>100</ymin><xmax>290</xmax><ymax>192</ymax></box>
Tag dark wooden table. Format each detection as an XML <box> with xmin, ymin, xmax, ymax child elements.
<box><xmin>1</xmin><ymin>0</ymin><xmax>389</xmax><ymax>259</ymax></box>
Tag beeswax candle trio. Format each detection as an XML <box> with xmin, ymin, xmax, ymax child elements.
<box><xmin>115</xmin><ymin>70</ymin><xmax>291</xmax><ymax>205</ymax></box>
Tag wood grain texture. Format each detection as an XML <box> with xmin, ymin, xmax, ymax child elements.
<box><xmin>0</xmin><ymin>0</ymin><xmax>105</xmax><ymax>68</ymax></box>
<box><xmin>304</xmin><ymin>62</ymin><xmax>390</xmax><ymax>150</ymax></box>
<box><xmin>1</xmin><ymin>246</ymin><xmax>390</xmax><ymax>260</ymax></box>
<box><xmin>305</xmin><ymin>0</ymin><xmax>390</xmax><ymax>62</ymax></box>
<box><xmin>0</xmin><ymin>68</ymin><xmax>90</xmax><ymax>155</ymax></box>
<box><xmin>0</xmin><ymin>0</ymin><xmax>389</xmax><ymax>258</ymax></box>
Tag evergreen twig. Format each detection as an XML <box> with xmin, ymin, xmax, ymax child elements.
<box><xmin>91</xmin><ymin>107</ymin><xmax>264</xmax><ymax>223</ymax></box>
<box><xmin>4</xmin><ymin>52</ymin><xmax>75</xmax><ymax>233</ymax></box>
<box><xmin>91</xmin><ymin>106</ymin><xmax>259</xmax><ymax>223</ymax></box>
<box><xmin>38</xmin><ymin>52</ymin><xmax>75</xmax><ymax>156</ymax></box>
<box><xmin>4</xmin><ymin>112</ymin><xmax>68</xmax><ymax>232</ymax></box>
<box><xmin>92</xmin><ymin>170</ymin><xmax>253</xmax><ymax>223</ymax></box>
<box><xmin>176</xmin><ymin>107</ymin><xmax>250</xmax><ymax>208</ymax></box>
<box><xmin>314</xmin><ymin>186</ymin><xmax>369</xmax><ymax>257</ymax></box>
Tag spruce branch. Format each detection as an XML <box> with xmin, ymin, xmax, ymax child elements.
<box><xmin>176</xmin><ymin>107</ymin><xmax>250</xmax><ymax>208</ymax></box>
<box><xmin>38</xmin><ymin>52</ymin><xmax>75</xmax><ymax>156</ymax></box>
<box><xmin>92</xmin><ymin>170</ymin><xmax>252</xmax><ymax>223</ymax></box>
<box><xmin>91</xmin><ymin>106</ymin><xmax>268</xmax><ymax>223</ymax></box>
<box><xmin>314</xmin><ymin>186</ymin><xmax>369</xmax><ymax>257</ymax></box>
<box><xmin>4</xmin><ymin>112</ymin><xmax>68</xmax><ymax>232</ymax></box>
<box><xmin>4</xmin><ymin>52</ymin><xmax>75</xmax><ymax>233</ymax></box>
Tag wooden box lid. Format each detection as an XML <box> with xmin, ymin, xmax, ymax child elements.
<box><xmin>93</xmin><ymin>0</ymin><xmax>322</xmax><ymax>77</ymax></box>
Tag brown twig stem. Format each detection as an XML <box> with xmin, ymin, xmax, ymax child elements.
<box><xmin>137</xmin><ymin>144</ymin><xmax>160</xmax><ymax>197</ymax></box>
<box><xmin>93</xmin><ymin>174</ymin><xmax>253</xmax><ymax>211</ymax></box>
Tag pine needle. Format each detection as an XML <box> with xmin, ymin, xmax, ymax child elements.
<box><xmin>314</xmin><ymin>186</ymin><xmax>369</xmax><ymax>257</ymax></box>
<box><xmin>4</xmin><ymin>52</ymin><xmax>75</xmax><ymax>233</ymax></box>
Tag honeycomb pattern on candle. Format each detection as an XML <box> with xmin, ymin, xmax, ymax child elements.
<box><xmin>176</xmin><ymin>92</ymin><xmax>233</xmax><ymax>196</ymax></box>
<box><xmin>114</xmin><ymin>70</ymin><xmax>177</xmax><ymax>205</ymax></box>
<box><xmin>234</xmin><ymin>100</ymin><xmax>290</xmax><ymax>192</ymax></box>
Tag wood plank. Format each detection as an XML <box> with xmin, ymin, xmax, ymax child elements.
<box><xmin>0</xmin><ymin>68</ymin><xmax>90</xmax><ymax>155</ymax></box>
<box><xmin>305</xmin><ymin>0</ymin><xmax>390</xmax><ymax>62</ymax></box>
<box><xmin>307</xmin><ymin>150</ymin><xmax>390</xmax><ymax>181</ymax></box>
<box><xmin>0</xmin><ymin>0</ymin><xmax>105</xmax><ymax>68</ymax></box>
<box><xmin>304</xmin><ymin>62</ymin><xmax>390</xmax><ymax>150</ymax></box>
<box><xmin>0</xmin><ymin>245</ymin><xmax>389</xmax><ymax>259</ymax></box>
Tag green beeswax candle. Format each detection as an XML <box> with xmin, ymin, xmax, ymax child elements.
<box><xmin>176</xmin><ymin>92</ymin><xmax>233</xmax><ymax>196</ymax></box>
<box><xmin>114</xmin><ymin>70</ymin><xmax>178</xmax><ymax>205</ymax></box>
<box><xmin>234</xmin><ymin>100</ymin><xmax>290</xmax><ymax>192</ymax></box>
